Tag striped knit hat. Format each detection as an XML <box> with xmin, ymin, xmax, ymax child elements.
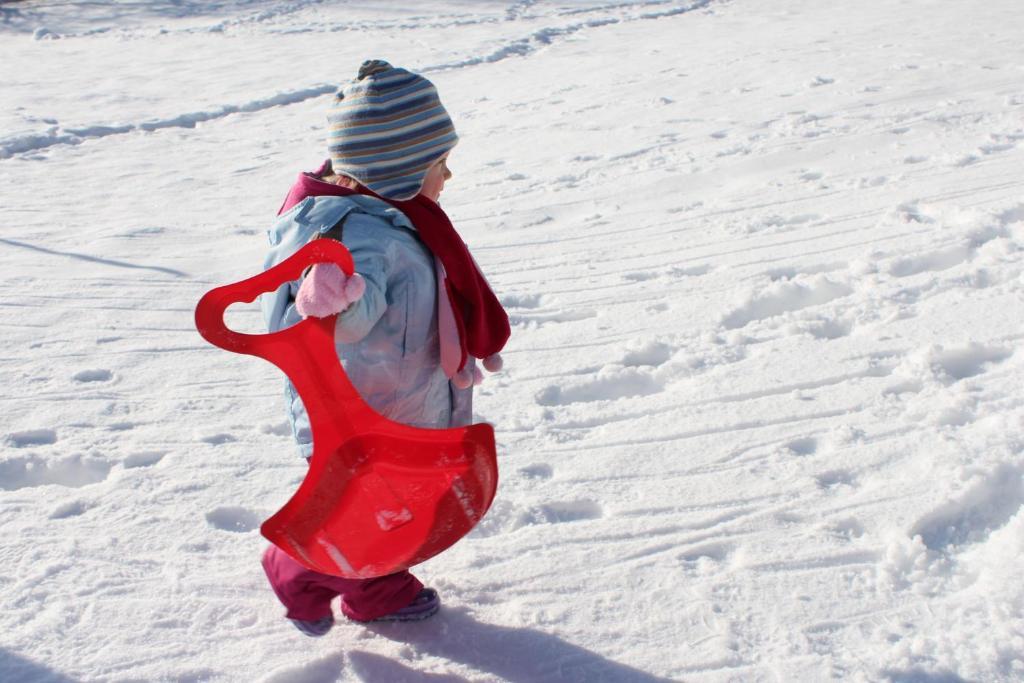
<box><xmin>327</xmin><ymin>60</ymin><xmax>458</xmax><ymax>201</ymax></box>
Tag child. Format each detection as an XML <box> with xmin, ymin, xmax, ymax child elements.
<box><xmin>259</xmin><ymin>60</ymin><xmax>510</xmax><ymax>636</ymax></box>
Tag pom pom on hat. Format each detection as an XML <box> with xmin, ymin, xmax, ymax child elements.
<box><xmin>327</xmin><ymin>60</ymin><xmax>458</xmax><ymax>201</ymax></box>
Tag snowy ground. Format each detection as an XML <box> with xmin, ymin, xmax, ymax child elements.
<box><xmin>2</xmin><ymin>1</ymin><xmax>1024</xmax><ymax>681</ymax></box>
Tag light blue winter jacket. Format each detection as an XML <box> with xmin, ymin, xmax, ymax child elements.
<box><xmin>260</xmin><ymin>194</ymin><xmax>474</xmax><ymax>459</ymax></box>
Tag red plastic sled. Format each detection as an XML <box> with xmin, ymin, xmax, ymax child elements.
<box><xmin>194</xmin><ymin>239</ymin><xmax>498</xmax><ymax>578</ymax></box>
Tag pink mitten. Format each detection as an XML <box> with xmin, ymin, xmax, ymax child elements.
<box><xmin>295</xmin><ymin>263</ymin><xmax>366</xmax><ymax>319</ymax></box>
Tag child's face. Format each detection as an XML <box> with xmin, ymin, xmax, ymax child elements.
<box><xmin>420</xmin><ymin>155</ymin><xmax>452</xmax><ymax>202</ymax></box>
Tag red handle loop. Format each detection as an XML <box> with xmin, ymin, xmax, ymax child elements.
<box><xmin>194</xmin><ymin>239</ymin><xmax>354</xmax><ymax>354</ymax></box>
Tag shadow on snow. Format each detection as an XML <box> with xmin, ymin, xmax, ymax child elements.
<box><xmin>355</xmin><ymin>607</ymin><xmax>676</xmax><ymax>682</ymax></box>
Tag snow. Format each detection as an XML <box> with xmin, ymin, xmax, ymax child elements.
<box><xmin>2</xmin><ymin>0</ymin><xmax>1023</xmax><ymax>681</ymax></box>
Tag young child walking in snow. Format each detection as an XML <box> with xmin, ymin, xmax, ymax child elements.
<box><xmin>259</xmin><ymin>60</ymin><xmax>510</xmax><ymax>636</ymax></box>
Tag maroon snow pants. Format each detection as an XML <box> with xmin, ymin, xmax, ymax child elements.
<box><xmin>261</xmin><ymin>544</ymin><xmax>423</xmax><ymax>622</ymax></box>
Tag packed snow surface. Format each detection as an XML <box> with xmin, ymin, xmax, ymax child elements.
<box><xmin>2</xmin><ymin>1</ymin><xmax>1024</xmax><ymax>681</ymax></box>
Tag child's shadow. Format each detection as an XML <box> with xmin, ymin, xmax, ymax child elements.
<box><xmin>353</xmin><ymin>607</ymin><xmax>676</xmax><ymax>682</ymax></box>
<box><xmin>0</xmin><ymin>648</ymin><xmax>80</xmax><ymax>683</ymax></box>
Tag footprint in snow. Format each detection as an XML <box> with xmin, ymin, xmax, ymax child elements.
<box><xmin>722</xmin><ymin>276</ymin><xmax>852</xmax><ymax>330</ymax></box>
<box><xmin>855</xmin><ymin>175</ymin><xmax>889</xmax><ymax>188</ymax></box>
<box><xmin>668</xmin><ymin>264</ymin><xmax>711</xmax><ymax>278</ymax></box>
<box><xmin>535</xmin><ymin>366</ymin><xmax>663</xmax><ymax>406</ymax></box>
<box><xmin>472</xmin><ymin>499</ymin><xmax>603</xmax><ymax>537</ymax></box>
<box><xmin>716</xmin><ymin>144</ymin><xmax>751</xmax><ymax>158</ymax></box>
<box><xmin>886</xmin><ymin>219</ymin><xmax>1007</xmax><ymax>279</ymax></box>
<box><xmin>553</xmin><ymin>174</ymin><xmax>580</xmax><ymax>189</ymax></box>
<box><xmin>667</xmin><ymin>201</ymin><xmax>704</xmax><ymax>214</ymax></box>
<box><xmin>123</xmin><ymin>451</ymin><xmax>165</xmax><ymax>469</ymax></box>
<box><xmin>909</xmin><ymin>463</ymin><xmax>1024</xmax><ymax>552</ymax></box>
<box><xmin>803</xmin><ymin>622</ymin><xmax>851</xmax><ymax>654</ymax></box>
<box><xmin>978</xmin><ymin>136</ymin><xmax>1018</xmax><ymax>155</ymax></box>
<box><xmin>815</xmin><ymin>469</ymin><xmax>857</xmax><ymax>490</ymax></box>
<box><xmin>519</xmin><ymin>500</ymin><xmax>603</xmax><ymax>526</ymax></box>
<box><xmin>501</xmin><ymin>292</ymin><xmax>544</xmax><ymax>309</ymax></box>
<box><xmin>0</xmin><ymin>454</ymin><xmax>112</xmax><ymax>491</ymax></box>
<box><xmin>469</xmin><ymin>499</ymin><xmax>518</xmax><ymax>537</ymax></box>
<box><xmin>887</xmin><ymin>244</ymin><xmax>974</xmax><ymax>277</ymax></box>
<box><xmin>517</xmin><ymin>463</ymin><xmax>553</xmax><ymax>480</ymax></box>
<box><xmin>6</xmin><ymin>428</ymin><xmax>57</xmax><ymax>448</ymax></box>
<box><xmin>680</xmin><ymin>541</ymin><xmax>733</xmax><ymax>564</ymax></box>
<box><xmin>622</xmin><ymin>271</ymin><xmax>659</xmax><ymax>283</ymax></box>
<box><xmin>206</xmin><ymin>507</ymin><xmax>262</xmax><ymax>533</ymax></box>
<box><xmin>73</xmin><ymin>369</ymin><xmax>113</xmax><ymax>383</ymax></box>
<box><xmin>824</xmin><ymin>517</ymin><xmax>865</xmax><ymax>540</ymax></box>
<box><xmin>621</xmin><ymin>340</ymin><xmax>675</xmax><ymax>368</ymax></box>
<box><xmin>510</xmin><ymin>308</ymin><xmax>597</xmax><ymax>328</ymax></box>
<box><xmin>201</xmin><ymin>433</ymin><xmax>237</xmax><ymax>445</ymax></box>
<box><xmin>803</xmin><ymin>317</ymin><xmax>854</xmax><ymax>340</ymax></box>
<box><xmin>260</xmin><ymin>422</ymin><xmax>292</xmax><ymax>437</ymax></box>
<box><xmin>979</xmin><ymin>142</ymin><xmax>1015</xmax><ymax>156</ymax></box>
<box><xmin>889</xmin><ymin>202</ymin><xmax>936</xmax><ymax>224</ymax></box>
<box><xmin>785</xmin><ymin>437</ymin><xmax>818</xmax><ymax>456</ymax></box>
<box><xmin>774</xmin><ymin>510</ymin><xmax>804</xmax><ymax>525</ymax></box>
<box><xmin>910</xmin><ymin>343</ymin><xmax>1012</xmax><ymax>384</ymax></box>
<box><xmin>741</xmin><ymin>212</ymin><xmax>821</xmax><ymax>235</ymax></box>
<box><xmin>49</xmin><ymin>500</ymin><xmax>93</xmax><ymax>519</ymax></box>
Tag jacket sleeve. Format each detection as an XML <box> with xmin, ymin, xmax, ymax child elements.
<box><xmin>333</xmin><ymin>215</ymin><xmax>391</xmax><ymax>344</ymax></box>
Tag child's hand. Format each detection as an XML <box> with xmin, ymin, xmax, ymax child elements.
<box><xmin>295</xmin><ymin>263</ymin><xmax>366</xmax><ymax>319</ymax></box>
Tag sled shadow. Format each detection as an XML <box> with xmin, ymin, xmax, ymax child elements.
<box><xmin>0</xmin><ymin>648</ymin><xmax>80</xmax><ymax>683</ymax></box>
<box><xmin>357</xmin><ymin>607</ymin><xmax>675</xmax><ymax>682</ymax></box>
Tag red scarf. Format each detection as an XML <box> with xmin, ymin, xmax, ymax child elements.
<box><xmin>279</xmin><ymin>165</ymin><xmax>510</xmax><ymax>371</ymax></box>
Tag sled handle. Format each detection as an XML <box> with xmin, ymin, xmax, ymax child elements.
<box><xmin>194</xmin><ymin>239</ymin><xmax>354</xmax><ymax>355</ymax></box>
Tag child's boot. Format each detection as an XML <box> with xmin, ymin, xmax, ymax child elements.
<box><xmin>343</xmin><ymin>587</ymin><xmax>440</xmax><ymax>623</ymax></box>
<box><xmin>290</xmin><ymin>614</ymin><xmax>335</xmax><ymax>637</ymax></box>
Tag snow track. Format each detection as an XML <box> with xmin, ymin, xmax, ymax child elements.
<box><xmin>2</xmin><ymin>0</ymin><xmax>721</xmax><ymax>160</ymax></box>
<box><xmin>2</xmin><ymin>1</ymin><xmax>1024</xmax><ymax>681</ymax></box>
